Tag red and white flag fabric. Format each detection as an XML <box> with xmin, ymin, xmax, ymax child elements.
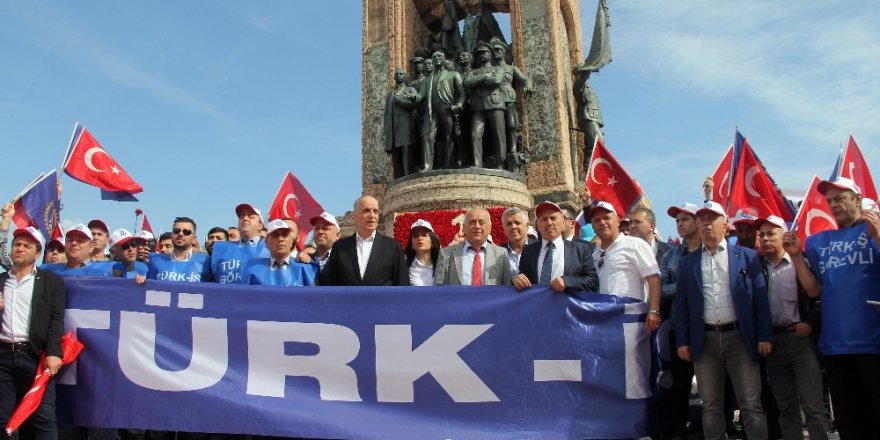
<box><xmin>793</xmin><ymin>176</ymin><xmax>837</xmax><ymax>247</ymax></box>
<box><xmin>834</xmin><ymin>134</ymin><xmax>877</xmax><ymax>201</ymax></box>
<box><xmin>5</xmin><ymin>332</ymin><xmax>84</xmax><ymax>436</ymax></box>
<box><xmin>267</xmin><ymin>171</ymin><xmax>325</xmax><ymax>250</ymax></box>
<box><xmin>141</xmin><ymin>214</ymin><xmax>154</xmax><ymax>235</ymax></box>
<box><xmin>727</xmin><ymin>138</ymin><xmax>794</xmax><ymax>221</ymax></box>
<box><xmin>585</xmin><ymin>138</ymin><xmax>642</xmax><ymax>217</ymax></box>
<box><xmin>63</xmin><ymin>124</ymin><xmax>143</xmax><ymax>195</ymax></box>
<box><xmin>710</xmin><ymin>145</ymin><xmax>734</xmax><ymax>206</ymax></box>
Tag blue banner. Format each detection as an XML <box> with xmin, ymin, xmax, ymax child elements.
<box><xmin>58</xmin><ymin>279</ymin><xmax>669</xmax><ymax>439</ymax></box>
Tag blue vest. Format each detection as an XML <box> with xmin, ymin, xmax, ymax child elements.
<box><xmin>41</xmin><ymin>261</ymin><xmax>116</xmax><ymax>277</ymax></box>
<box><xmin>113</xmin><ymin>261</ymin><xmax>149</xmax><ymax>278</ymax></box>
<box><xmin>147</xmin><ymin>253</ymin><xmax>210</xmax><ymax>282</ymax></box>
<box><xmin>805</xmin><ymin>221</ymin><xmax>880</xmax><ymax>355</ymax></box>
<box><xmin>240</xmin><ymin>258</ymin><xmax>317</xmax><ymax>286</ymax></box>
<box><xmin>210</xmin><ymin>241</ymin><xmax>269</xmax><ymax>284</ymax></box>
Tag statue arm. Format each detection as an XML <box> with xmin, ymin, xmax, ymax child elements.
<box><xmin>452</xmin><ymin>73</ymin><xmax>466</xmax><ymax>111</ymax></box>
<box><xmin>512</xmin><ymin>67</ymin><xmax>533</xmax><ymax>95</ymax></box>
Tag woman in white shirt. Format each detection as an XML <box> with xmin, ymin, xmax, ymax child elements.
<box><xmin>405</xmin><ymin>219</ymin><xmax>440</xmax><ymax>286</ymax></box>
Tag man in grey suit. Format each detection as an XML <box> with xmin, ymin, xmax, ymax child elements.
<box><xmin>435</xmin><ymin>208</ymin><xmax>512</xmax><ymax>286</ymax></box>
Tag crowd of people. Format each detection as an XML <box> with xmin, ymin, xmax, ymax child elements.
<box><xmin>1</xmin><ymin>173</ymin><xmax>879</xmax><ymax>440</ymax></box>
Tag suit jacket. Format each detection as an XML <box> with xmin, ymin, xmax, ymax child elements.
<box><xmin>518</xmin><ymin>239</ymin><xmax>599</xmax><ymax>292</ymax></box>
<box><xmin>673</xmin><ymin>245</ymin><xmax>773</xmax><ymax>361</ymax></box>
<box><xmin>317</xmin><ymin>233</ymin><xmax>409</xmax><ymax>286</ymax></box>
<box><xmin>0</xmin><ymin>268</ymin><xmax>66</xmax><ymax>358</ymax></box>
<box><xmin>434</xmin><ymin>242</ymin><xmax>512</xmax><ymax>286</ymax></box>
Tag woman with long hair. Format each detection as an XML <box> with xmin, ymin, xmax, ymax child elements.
<box><xmin>405</xmin><ymin>219</ymin><xmax>440</xmax><ymax>286</ymax></box>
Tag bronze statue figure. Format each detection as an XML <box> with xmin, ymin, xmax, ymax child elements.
<box><xmin>490</xmin><ymin>37</ymin><xmax>532</xmax><ymax>171</ymax></box>
<box><xmin>464</xmin><ymin>41</ymin><xmax>507</xmax><ymax>169</ymax></box>
<box><xmin>412</xmin><ymin>51</ymin><xmax>466</xmax><ymax>172</ymax></box>
<box><xmin>384</xmin><ymin>68</ymin><xmax>417</xmax><ymax>179</ymax></box>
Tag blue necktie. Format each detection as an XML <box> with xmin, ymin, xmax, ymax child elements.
<box><xmin>540</xmin><ymin>242</ymin><xmax>554</xmax><ymax>284</ymax></box>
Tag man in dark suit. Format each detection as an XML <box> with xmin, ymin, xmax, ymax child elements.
<box><xmin>0</xmin><ymin>226</ymin><xmax>66</xmax><ymax>440</ymax></box>
<box><xmin>513</xmin><ymin>201</ymin><xmax>598</xmax><ymax>293</ymax></box>
<box><xmin>318</xmin><ymin>196</ymin><xmax>409</xmax><ymax>286</ymax></box>
<box><xmin>673</xmin><ymin>202</ymin><xmax>773</xmax><ymax>440</ymax></box>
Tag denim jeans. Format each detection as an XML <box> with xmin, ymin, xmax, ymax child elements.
<box><xmin>0</xmin><ymin>347</ymin><xmax>57</xmax><ymax>440</ymax></box>
<box><xmin>765</xmin><ymin>332</ymin><xmax>827</xmax><ymax>440</ymax></box>
<box><xmin>694</xmin><ymin>330</ymin><xmax>767</xmax><ymax>440</ymax></box>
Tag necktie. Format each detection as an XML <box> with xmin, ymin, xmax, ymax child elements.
<box><xmin>471</xmin><ymin>246</ymin><xmax>482</xmax><ymax>286</ymax></box>
<box><xmin>540</xmin><ymin>242</ymin><xmax>555</xmax><ymax>284</ymax></box>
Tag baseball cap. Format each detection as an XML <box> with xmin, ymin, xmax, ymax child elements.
<box><xmin>695</xmin><ymin>201</ymin><xmax>727</xmax><ymax>219</ymax></box>
<box><xmin>109</xmin><ymin>229</ymin><xmax>135</xmax><ymax>248</ymax></box>
<box><xmin>310</xmin><ymin>212</ymin><xmax>339</xmax><ymax>229</ymax></box>
<box><xmin>667</xmin><ymin>202</ymin><xmax>699</xmax><ymax>218</ymax></box>
<box><xmin>535</xmin><ymin>201</ymin><xmax>562</xmax><ymax>217</ymax></box>
<box><xmin>753</xmin><ymin>215</ymin><xmax>788</xmax><ymax>232</ymax></box>
<box><xmin>235</xmin><ymin>203</ymin><xmax>263</xmax><ymax>219</ymax></box>
<box><xmin>66</xmin><ymin>223</ymin><xmax>94</xmax><ymax>241</ymax></box>
<box><xmin>817</xmin><ymin>176</ymin><xmax>861</xmax><ymax>196</ymax></box>
<box><xmin>587</xmin><ymin>201</ymin><xmax>616</xmax><ymax>219</ymax></box>
<box><xmin>265</xmin><ymin>219</ymin><xmax>291</xmax><ymax>236</ymax></box>
<box><xmin>88</xmin><ymin>219</ymin><xmax>109</xmax><ymax>232</ymax></box>
<box><xmin>13</xmin><ymin>226</ymin><xmax>45</xmax><ymax>250</ymax></box>
<box><xmin>46</xmin><ymin>235</ymin><xmax>65</xmax><ymax>249</ymax></box>
<box><xmin>136</xmin><ymin>230</ymin><xmax>155</xmax><ymax>241</ymax></box>
<box><xmin>410</xmin><ymin>219</ymin><xmax>434</xmax><ymax>232</ymax></box>
<box><xmin>731</xmin><ymin>209</ymin><xmax>758</xmax><ymax>226</ymax></box>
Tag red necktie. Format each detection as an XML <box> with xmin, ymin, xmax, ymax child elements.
<box><xmin>471</xmin><ymin>246</ymin><xmax>482</xmax><ymax>286</ymax></box>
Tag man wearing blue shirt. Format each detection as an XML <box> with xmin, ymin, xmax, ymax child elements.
<box><xmin>241</xmin><ymin>219</ymin><xmax>315</xmax><ymax>286</ymax></box>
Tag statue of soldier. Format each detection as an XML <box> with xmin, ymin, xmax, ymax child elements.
<box><xmin>573</xmin><ymin>65</ymin><xmax>604</xmax><ymax>165</ymax></box>
<box><xmin>464</xmin><ymin>41</ymin><xmax>506</xmax><ymax>169</ymax></box>
<box><xmin>412</xmin><ymin>51</ymin><xmax>466</xmax><ymax>172</ymax></box>
<box><xmin>489</xmin><ymin>38</ymin><xmax>532</xmax><ymax>171</ymax></box>
<box><xmin>384</xmin><ymin>68</ymin><xmax>417</xmax><ymax>179</ymax></box>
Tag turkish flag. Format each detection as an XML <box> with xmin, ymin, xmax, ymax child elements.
<box><xmin>63</xmin><ymin>125</ymin><xmax>143</xmax><ymax>194</ymax></box>
<box><xmin>727</xmin><ymin>138</ymin><xmax>795</xmax><ymax>221</ymax></box>
<box><xmin>585</xmin><ymin>138</ymin><xmax>642</xmax><ymax>217</ymax></box>
<box><xmin>141</xmin><ymin>214</ymin><xmax>154</xmax><ymax>234</ymax></box>
<box><xmin>793</xmin><ymin>176</ymin><xmax>837</xmax><ymax>247</ymax></box>
<box><xmin>5</xmin><ymin>332</ymin><xmax>84</xmax><ymax>436</ymax></box>
<box><xmin>267</xmin><ymin>171</ymin><xmax>325</xmax><ymax>250</ymax></box>
<box><xmin>710</xmin><ymin>145</ymin><xmax>734</xmax><ymax>206</ymax></box>
<box><xmin>836</xmin><ymin>135</ymin><xmax>877</xmax><ymax>200</ymax></box>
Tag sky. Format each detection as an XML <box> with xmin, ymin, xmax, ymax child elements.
<box><xmin>1</xmin><ymin>1</ymin><xmax>878</xmax><ymax>240</ymax></box>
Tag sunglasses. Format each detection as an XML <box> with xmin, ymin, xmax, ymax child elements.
<box><xmin>119</xmin><ymin>242</ymin><xmax>137</xmax><ymax>251</ymax></box>
<box><xmin>598</xmin><ymin>250</ymin><xmax>606</xmax><ymax>270</ymax></box>
<box><xmin>172</xmin><ymin>228</ymin><xmax>193</xmax><ymax>236</ymax></box>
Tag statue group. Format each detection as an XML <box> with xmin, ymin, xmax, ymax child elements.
<box><xmin>384</xmin><ymin>32</ymin><xmax>532</xmax><ymax>179</ymax></box>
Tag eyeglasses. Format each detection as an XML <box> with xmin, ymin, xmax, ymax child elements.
<box><xmin>598</xmin><ymin>250</ymin><xmax>606</xmax><ymax>269</ymax></box>
<box><xmin>119</xmin><ymin>242</ymin><xmax>137</xmax><ymax>251</ymax></box>
<box><xmin>172</xmin><ymin>228</ymin><xmax>193</xmax><ymax>236</ymax></box>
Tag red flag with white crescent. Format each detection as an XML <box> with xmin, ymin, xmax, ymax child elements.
<box><xmin>63</xmin><ymin>125</ymin><xmax>143</xmax><ymax>194</ymax></box>
<box><xmin>710</xmin><ymin>145</ymin><xmax>733</xmax><ymax>206</ymax></box>
<box><xmin>837</xmin><ymin>135</ymin><xmax>878</xmax><ymax>201</ymax></box>
<box><xmin>727</xmin><ymin>138</ymin><xmax>794</xmax><ymax>221</ymax></box>
<box><xmin>585</xmin><ymin>138</ymin><xmax>642</xmax><ymax>217</ymax></box>
<box><xmin>267</xmin><ymin>171</ymin><xmax>325</xmax><ymax>250</ymax></box>
<box><xmin>793</xmin><ymin>176</ymin><xmax>837</xmax><ymax>247</ymax></box>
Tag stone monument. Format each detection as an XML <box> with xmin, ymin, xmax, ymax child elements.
<box><xmin>362</xmin><ymin>0</ymin><xmax>599</xmax><ymax>239</ymax></box>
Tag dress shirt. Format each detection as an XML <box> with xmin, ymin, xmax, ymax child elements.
<box><xmin>701</xmin><ymin>243</ymin><xmax>737</xmax><ymax>324</ymax></box>
<box><xmin>461</xmin><ymin>242</ymin><xmax>486</xmax><ymax>286</ymax></box>
<box><xmin>315</xmin><ymin>250</ymin><xmax>331</xmax><ymax>271</ymax></box>
<box><xmin>356</xmin><ymin>231</ymin><xmax>377</xmax><ymax>279</ymax></box>
<box><xmin>409</xmin><ymin>258</ymin><xmax>434</xmax><ymax>286</ymax></box>
<box><xmin>1</xmin><ymin>265</ymin><xmax>37</xmax><ymax>343</ymax></box>
<box><xmin>537</xmin><ymin>236</ymin><xmax>565</xmax><ymax>282</ymax></box>
<box><xmin>594</xmin><ymin>234</ymin><xmax>659</xmax><ymax>301</ymax></box>
<box><xmin>506</xmin><ymin>246</ymin><xmax>522</xmax><ymax>276</ymax></box>
<box><xmin>270</xmin><ymin>256</ymin><xmax>291</xmax><ymax>270</ymax></box>
<box><xmin>171</xmin><ymin>249</ymin><xmax>194</xmax><ymax>262</ymax></box>
<box><xmin>766</xmin><ymin>254</ymin><xmax>800</xmax><ymax>326</ymax></box>
<box><xmin>241</xmin><ymin>237</ymin><xmax>263</xmax><ymax>247</ymax></box>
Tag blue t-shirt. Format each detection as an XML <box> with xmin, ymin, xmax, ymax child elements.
<box><xmin>209</xmin><ymin>241</ymin><xmax>270</xmax><ymax>284</ymax></box>
<box><xmin>41</xmin><ymin>261</ymin><xmax>116</xmax><ymax>277</ymax></box>
<box><xmin>240</xmin><ymin>258</ymin><xmax>317</xmax><ymax>287</ymax></box>
<box><xmin>805</xmin><ymin>221</ymin><xmax>880</xmax><ymax>355</ymax></box>
<box><xmin>147</xmin><ymin>253</ymin><xmax>210</xmax><ymax>283</ymax></box>
<box><xmin>113</xmin><ymin>261</ymin><xmax>149</xmax><ymax>278</ymax></box>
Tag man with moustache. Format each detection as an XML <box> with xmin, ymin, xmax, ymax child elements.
<box><xmin>203</xmin><ymin>227</ymin><xmax>228</xmax><ymax>256</ymax></box>
<box><xmin>209</xmin><ymin>203</ymin><xmax>269</xmax><ymax>284</ymax></box>
<box><xmin>109</xmin><ymin>229</ymin><xmax>147</xmax><ymax>281</ymax></box>
<box><xmin>147</xmin><ymin>217</ymin><xmax>209</xmax><ymax>283</ymax></box>
<box><xmin>241</xmin><ymin>219</ymin><xmax>315</xmax><ymax>287</ymax></box>
<box><xmin>435</xmin><ymin>208</ymin><xmax>512</xmax><ymax>286</ymax></box>
<box><xmin>512</xmin><ymin>201</ymin><xmax>598</xmax><ymax>293</ymax></box>
<box><xmin>318</xmin><ymin>196</ymin><xmax>408</xmax><ymax>286</ymax></box>
<box><xmin>298</xmin><ymin>212</ymin><xmax>341</xmax><ymax>273</ymax></box>
<box><xmin>41</xmin><ymin>224</ymin><xmax>114</xmax><ymax>277</ymax></box>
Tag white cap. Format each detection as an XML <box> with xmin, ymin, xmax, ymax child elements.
<box><xmin>861</xmin><ymin>198</ymin><xmax>878</xmax><ymax>212</ymax></box>
<box><xmin>818</xmin><ymin>176</ymin><xmax>861</xmax><ymax>196</ymax></box>
<box><xmin>310</xmin><ymin>212</ymin><xmax>339</xmax><ymax>229</ymax></box>
<box><xmin>66</xmin><ymin>223</ymin><xmax>94</xmax><ymax>241</ymax></box>
<box><xmin>265</xmin><ymin>218</ymin><xmax>291</xmax><ymax>236</ymax></box>
<box><xmin>695</xmin><ymin>201</ymin><xmax>727</xmax><ymax>219</ymax></box>
<box><xmin>667</xmin><ymin>202</ymin><xmax>699</xmax><ymax>218</ymax></box>
<box><xmin>109</xmin><ymin>228</ymin><xmax>135</xmax><ymax>247</ymax></box>
<box><xmin>235</xmin><ymin>203</ymin><xmax>263</xmax><ymax>219</ymax></box>
<box><xmin>410</xmin><ymin>219</ymin><xmax>434</xmax><ymax>232</ymax></box>
<box><xmin>13</xmin><ymin>226</ymin><xmax>45</xmax><ymax>250</ymax></box>
<box><xmin>136</xmin><ymin>230</ymin><xmax>155</xmax><ymax>241</ymax></box>
<box><xmin>731</xmin><ymin>208</ymin><xmax>758</xmax><ymax>226</ymax></box>
<box><xmin>526</xmin><ymin>226</ymin><xmax>538</xmax><ymax>239</ymax></box>
<box><xmin>753</xmin><ymin>215</ymin><xmax>788</xmax><ymax>232</ymax></box>
<box><xmin>587</xmin><ymin>201</ymin><xmax>616</xmax><ymax>218</ymax></box>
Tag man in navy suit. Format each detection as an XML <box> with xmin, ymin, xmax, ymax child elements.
<box><xmin>674</xmin><ymin>201</ymin><xmax>773</xmax><ymax>440</ymax></box>
<box><xmin>512</xmin><ymin>201</ymin><xmax>598</xmax><ymax>293</ymax></box>
<box><xmin>318</xmin><ymin>196</ymin><xmax>409</xmax><ymax>286</ymax></box>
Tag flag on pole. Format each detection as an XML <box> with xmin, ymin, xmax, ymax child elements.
<box><xmin>710</xmin><ymin>145</ymin><xmax>734</xmax><ymax>206</ymax></box>
<box><xmin>63</xmin><ymin>124</ymin><xmax>143</xmax><ymax>200</ymax></box>
<box><xmin>12</xmin><ymin>170</ymin><xmax>60</xmax><ymax>240</ymax></box>
<box><xmin>832</xmin><ymin>134</ymin><xmax>877</xmax><ymax>200</ymax></box>
<box><xmin>793</xmin><ymin>176</ymin><xmax>837</xmax><ymax>247</ymax></box>
<box><xmin>727</xmin><ymin>135</ymin><xmax>795</xmax><ymax>221</ymax></box>
<box><xmin>267</xmin><ymin>171</ymin><xmax>325</xmax><ymax>250</ymax></box>
<box><xmin>585</xmin><ymin>138</ymin><xmax>643</xmax><ymax>217</ymax></box>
